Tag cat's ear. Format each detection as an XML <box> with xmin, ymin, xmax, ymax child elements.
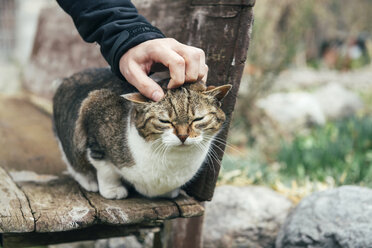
<box><xmin>204</xmin><ymin>84</ymin><xmax>232</xmax><ymax>101</ymax></box>
<box><xmin>206</xmin><ymin>85</ymin><xmax>216</xmax><ymax>91</ymax></box>
<box><xmin>121</xmin><ymin>93</ymin><xmax>150</xmax><ymax>104</ymax></box>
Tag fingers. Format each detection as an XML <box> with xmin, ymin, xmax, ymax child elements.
<box><xmin>175</xmin><ymin>43</ymin><xmax>208</xmax><ymax>83</ymax></box>
<box><xmin>199</xmin><ymin>50</ymin><xmax>208</xmax><ymax>83</ymax></box>
<box><xmin>201</xmin><ymin>64</ymin><xmax>208</xmax><ymax>83</ymax></box>
<box><xmin>120</xmin><ymin>59</ymin><xmax>164</xmax><ymax>101</ymax></box>
<box><xmin>179</xmin><ymin>47</ymin><xmax>200</xmax><ymax>82</ymax></box>
<box><xmin>150</xmin><ymin>39</ymin><xmax>208</xmax><ymax>88</ymax></box>
<box><xmin>119</xmin><ymin>38</ymin><xmax>209</xmax><ymax>101</ymax></box>
<box><xmin>149</xmin><ymin>47</ymin><xmax>186</xmax><ymax>89</ymax></box>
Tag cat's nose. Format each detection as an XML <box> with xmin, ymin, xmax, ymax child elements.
<box><xmin>178</xmin><ymin>134</ymin><xmax>188</xmax><ymax>143</ymax></box>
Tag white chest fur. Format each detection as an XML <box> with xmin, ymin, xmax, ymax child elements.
<box><xmin>121</xmin><ymin>123</ymin><xmax>211</xmax><ymax>197</ymax></box>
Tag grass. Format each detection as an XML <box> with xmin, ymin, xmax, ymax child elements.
<box><xmin>220</xmin><ymin>116</ymin><xmax>372</xmax><ymax>202</ymax></box>
<box><xmin>219</xmin><ymin>155</ymin><xmax>279</xmax><ymax>186</ymax></box>
<box><xmin>277</xmin><ymin>116</ymin><xmax>372</xmax><ymax>186</ymax></box>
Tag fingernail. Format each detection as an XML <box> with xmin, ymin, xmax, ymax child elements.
<box><xmin>152</xmin><ymin>91</ymin><xmax>163</xmax><ymax>102</ymax></box>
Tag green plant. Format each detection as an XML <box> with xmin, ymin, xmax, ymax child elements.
<box><xmin>219</xmin><ymin>152</ymin><xmax>280</xmax><ymax>186</ymax></box>
<box><xmin>277</xmin><ymin>116</ymin><xmax>372</xmax><ymax>186</ymax></box>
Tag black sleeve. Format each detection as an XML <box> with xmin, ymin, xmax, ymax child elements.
<box><xmin>56</xmin><ymin>0</ymin><xmax>165</xmax><ymax>79</ymax></box>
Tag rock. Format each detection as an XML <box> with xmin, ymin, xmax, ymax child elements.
<box><xmin>338</xmin><ymin>66</ymin><xmax>372</xmax><ymax>92</ymax></box>
<box><xmin>276</xmin><ymin>186</ymin><xmax>372</xmax><ymax>248</ymax></box>
<box><xmin>257</xmin><ymin>82</ymin><xmax>363</xmax><ymax>131</ymax></box>
<box><xmin>314</xmin><ymin>83</ymin><xmax>363</xmax><ymax>120</ymax></box>
<box><xmin>203</xmin><ymin>186</ymin><xmax>293</xmax><ymax>248</ymax></box>
<box><xmin>273</xmin><ymin>67</ymin><xmax>372</xmax><ymax>92</ymax></box>
<box><xmin>273</xmin><ymin>68</ymin><xmax>331</xmax><ymax>91</ymax></box>
<box><xmin>256</xmin><ymin>92</ymin><xmax>326</xmax><ymax>132</ymax></box>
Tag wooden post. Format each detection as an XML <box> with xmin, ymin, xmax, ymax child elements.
<box><xmin>155</xmin><ymin>216</ymin><xmax>204</xmax><ymax>248</ymax></box>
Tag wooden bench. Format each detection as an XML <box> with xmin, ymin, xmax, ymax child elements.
<box><xmin>0</xmin><ymin>0</ymin><xmax>255</xmax><ymax>247</ymax></box>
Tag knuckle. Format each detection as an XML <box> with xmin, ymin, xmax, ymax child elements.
<box><xmin>197</xmin><ymin>48</ymin><xmax>205</xmax><ymax>56</ymax></box>
<box><xmin>191</xmin><ymin>50</ymin><xmax>201</xmax><ymax>61</ymax></box>
<box><xmin>194</xmin><ymin>48</ymin><xmax>205</xmax><ymax>57</ymax></box>
<box><xmin>174</xmin><ymin>57</ymin><xmax>185</xmax><ymax>66</ymax></box>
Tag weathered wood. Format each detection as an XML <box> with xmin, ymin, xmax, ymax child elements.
<box><xmin>181</xmin><ymin>5</ymin><xmax>255</xmax><ymax>201</ymax></box>
<box><xmin>2</xmin><ymin>224</ymin><xmax>160</xmax><ymax>248</ymax></box>
<box><xmin>161</xmin><ymin>216</ymin><xmax>204</xmax><ymax>248</ymax></box>
<box><xmin>153</xmin><ymin>198</ymin><xmax>205</xmax><ymax>248</ymax></box>
<box><xmin>133</xmin><ymin>0</ymin><xmax>189</xmax><ymax>41</ymax></box>
<box><xmin>173</xmin><ymin>194</ymin><xmax>204</xmax><ymax>218</ymax></box>
<box><xmin>84</xmin><ymin>191</ymin><xmax>198</xmax><ymax>226</ymax></box>
<box><xmin>16</xmin><ymin>176</ymin><xmax>96</xmax><ymax>232</ymax></box>
<box><xmin>0</xmin><ymin>167</ymin><xmax>34</xmax><ymax>233</ymax></box>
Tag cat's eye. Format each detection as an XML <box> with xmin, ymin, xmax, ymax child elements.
<box><xmin>159</xmin><ymin>119</ymin><xmax>171</xmax><ymax>124</ymax></box>
<box><xmin>193</xmin><ymin>117</ymin><xmax>204</xmax><ymax>122</ymax></box>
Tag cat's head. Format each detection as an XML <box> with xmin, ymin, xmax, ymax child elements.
<box><xmin>122</xmin><ymin>82</ymin><xmax>231</xmax><ymax>147</ymax></box>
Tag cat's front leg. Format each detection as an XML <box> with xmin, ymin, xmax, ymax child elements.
<box><xmin>87</xmin><ymin>151</ymin><xmax>128</xmax><ymax>199</ymax></box>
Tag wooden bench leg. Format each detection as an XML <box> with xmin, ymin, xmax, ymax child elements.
<box><xmin>154</xmin><ymin>215</ymin><xmax>204</xmax><ymax>248</ymax></box>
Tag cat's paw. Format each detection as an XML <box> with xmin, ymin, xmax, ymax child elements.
<box><xmin>81</xmin><ymin>179</ymin><xmax>99</xmax><ymax>192</ymax></box>
<box><xmin>100</xmin><ymin>185</ymin><xmax>128</xmax><ymax>199</ymax></box>
<box><xmin>160</xmin><ymin>188</ymin><xmax>180</xmax><ymax>199</ymax></box>
<box><xmin>74</xmin><ymin>173</ymin><xmax>98</xmax><ymax>192</ymax></box>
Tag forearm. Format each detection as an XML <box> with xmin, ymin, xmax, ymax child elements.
<box><xmin>56</xmin><ymin>0</ymin><xmax>165</xmax><ymax>78</ymax></box>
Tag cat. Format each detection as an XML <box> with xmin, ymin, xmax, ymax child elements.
<box><xmin>53</xmin><ymin>68</ymin><xmax>231</xmax><ymax>199</ymax></box>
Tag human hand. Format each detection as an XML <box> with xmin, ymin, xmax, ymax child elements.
<box><xmin>119</xmin><ymin>38</ymin><xmax>208</xmax><ymax>101</ymax></box>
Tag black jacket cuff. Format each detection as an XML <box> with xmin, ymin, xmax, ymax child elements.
<box><xmin>108</xmin><ymin>24</ymin><xmax>165</xmax><ymax>80</ymax></box>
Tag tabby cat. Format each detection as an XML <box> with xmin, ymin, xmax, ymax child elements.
<box><xmin>53</xmin><ymin>68</ymin><xmax>231</xmax><ymax>199</ymax></box>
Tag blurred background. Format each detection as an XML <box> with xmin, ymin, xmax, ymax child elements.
<box><xmin>221</xmin><ymin>0</ymin><xmax>372</xmax><ymax>202</ymax></box>
<box><xmin>1</xmin><ymin>0</ymin><xmax>372</xmax><ymax>203</ymax></box>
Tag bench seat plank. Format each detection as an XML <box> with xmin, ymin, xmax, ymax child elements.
<box><xmin>0</xmin><ymin>167</ymin><xmax>34</xmax><ymax>233</ymax></box>
<box><xmin>16</xmin><ymin>176</ymin><xmax>96</xmax><ymax>232</ymax></box>
<box><xmin>84</xmin><ymin>192</ymin><xmax>204</xmax><ymax>226</ymax></box>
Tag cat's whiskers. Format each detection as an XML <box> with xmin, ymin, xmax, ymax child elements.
<box><xmin>151</xmin><ymin>140</ymin><xmax>164</xmax><ymax>157</ymax></box>
<box><xmin>204</xmin><ymin>139</ymin><xmax>222</xmax><ymax>161</ymax></box>
<box><xmin>160</xmin><ymin>144</ymin><xmax>170</xmax><ymax>171</ymax></box>
<box><xmin>203</xmin><ymin>134</ymin><xmax>242</xmax><ymax>155</ymax></box>
<box><xmin>158</xmin><ymin>144</ymin><xmax>167</xmax><ymax>166</ymax></box>
<box><xmin>196</xmin><ymin>142</ymin><xmax>219</xmax><ymax>180</ymax></box>
<box><xmin>202</xmin><ymin>138</ymin><xmax>236</xmax><ymax>165</ymax></box>
<box><xmin>150</xmin><ymin>138</ymin><xmax>166</xmax><ymax>175</ymax></box>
